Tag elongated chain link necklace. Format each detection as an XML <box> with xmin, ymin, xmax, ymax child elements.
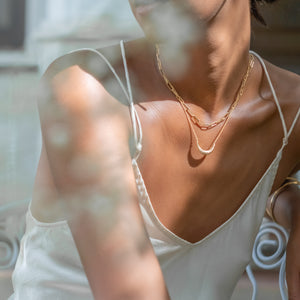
<box><xmin>156</xmin><ymin>45</ymin><xmax>255</xmax><ymax>155</ymax></box>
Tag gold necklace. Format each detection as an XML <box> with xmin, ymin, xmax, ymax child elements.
<box><xmin>156</xmin><ymin>45</ymin><xmax>255</xmax><ymax>155</ymax></box>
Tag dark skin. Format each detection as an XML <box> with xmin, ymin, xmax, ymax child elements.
<box><xmin>106</xmin><ymin>38</ymin><xmax>297</xmax><ymax>241</ymax></box>
<box><xmin>32</xmin><ymin>0</ymin><xmax>300</xmax><ymax>299</ymax></box>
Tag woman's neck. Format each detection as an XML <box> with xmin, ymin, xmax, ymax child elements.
<box><xmin>153</xmin><ymin>0</ymin><xmax>252</xmax><ymax>117</ymax></box>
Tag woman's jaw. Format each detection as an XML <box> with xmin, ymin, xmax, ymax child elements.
<box><xmin>127</xmin><ymin>0</ymin><xmax>253</xmax><ymax>111</ymax></box>
<box><xmin>129</xmin><ymin>0</ymin><xmax>204</xmax><ymax>50</ymax></box>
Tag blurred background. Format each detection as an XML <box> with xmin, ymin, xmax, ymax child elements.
<box><xmin>0</xmin><ymin>0</ymin><xmax>299</xmax><ymax>299</ymax></box>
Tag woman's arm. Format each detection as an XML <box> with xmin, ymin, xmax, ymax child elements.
<box><xmin>35</xmin><ymin>64</ymin><xmax>170</xmax><ymax>300</ymax></box>
<box><xmin>266</xmin><ymin>174</ymin><xmax>300</xmax><ymax>230</ymax></box>
<box><xmin>265</xmin><ymin>169</ymin><xmax>300</xmax><ymax>300</ymax></box>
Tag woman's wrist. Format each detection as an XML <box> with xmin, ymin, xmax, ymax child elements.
<box><xmin>289</xmin><ymin>184</ymin><xmax>300</xmax><ymax>233</ymax></box>
<box><xmin>266</xmin><ymin>177</ymin><xmax>300</xmax><ymax>230</ymax></box>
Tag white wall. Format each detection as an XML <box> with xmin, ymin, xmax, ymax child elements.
<box><xmin>0</xmin><ymin>0</ymin><xmax>143</xmax><ymax>70</ymax></box>
<box><xmin>33</xmin><ymin>0</ymin><xmax>143</xmax><ymax>73</ymax></box>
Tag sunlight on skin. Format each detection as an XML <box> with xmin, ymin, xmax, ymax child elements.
<box><xmin>128</xmin><ymin>0</ymin><xmax>252</xmax><ymax>120</ymax></box>
<box><xmin>47</xmin><ymin>123</ymin><xmax>71</xmax><ymax>149</ymax></box>
<box><xmin>36</xmin><ymin>65</ymin><xmax>136</xmax><ymax>226</ymax></box>
<box><xmin>134</xmin><ymin>1</ymin><xmax>203</xmax><ymax>80</ymax></box>
<box><xmin>34</xmin><ymin>0</ymin><xmax>253</xmax><ymax>233</ymax></box>
<box><xmin>150</xmin><ymin>5</ymin><xmax>202</xmax><ymax>80</ymax></box>
<box><xmin>50</xmin><ymin>67</ymin><xmax>110</xmax><ymax>114</ymax></box>
<box><xmin>11</xmin><ymin>2</ymin><xmax>298</xmax><ymax>299</ymax></box>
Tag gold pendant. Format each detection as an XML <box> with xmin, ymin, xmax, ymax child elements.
<box><xmin>196</xmin><ymin>141</ymin><xmax>215</xmax><ymax>155</ymax></box>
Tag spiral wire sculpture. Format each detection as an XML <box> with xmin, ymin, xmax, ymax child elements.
<box><xmin>0</xmin><ymin>199</ymin><xmax>29</xmax><ymax>270</ymax></box>
<box><xmin>247</xmin><ymin>221</ymin><xmax>288</xmax><ymax>300</ymax></box>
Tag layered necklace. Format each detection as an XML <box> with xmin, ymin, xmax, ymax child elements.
<box><xmin>155</xmin><ymin>45</ymin><xmax>255</xmax><ymax>155</ymax></box>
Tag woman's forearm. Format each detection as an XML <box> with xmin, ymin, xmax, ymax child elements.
<box><xmin>267</xmin><ymin>182</ymin><xmax>300</xmax><ymax>231</ymax></box>
<box><xmin>69</xmin><ymin>200</ymin><xmax>170</xmax><ymax>300</ymax></box>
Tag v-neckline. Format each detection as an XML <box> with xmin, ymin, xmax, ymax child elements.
<box><xmin>133</xmin><ymin>144</ymin><xmax>283</xmax><ymax>247</ymax></box>
<box><xmin>121</xmin><ymin>46</ymin><xmax>291</xmax><ymax>246</ymax></box>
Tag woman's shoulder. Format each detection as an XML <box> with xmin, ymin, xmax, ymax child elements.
<box><xmin>258</xmin><ymin>57</ymin><xmax>300</xmax><ymax>120</ymax></box>
<box><xmin>42</xmin><ymin>37</ymin><xmax>148</xmax><ymax>82</ymax></box>
<box><xmin>36</xmin><ymin>42</ymin><xmax>133</xmax><ymax>159</ymax></box>
<box><xmin>32</xmin><ymin>43</ymin><xmax>135</xmax><ymax>222</ymax></box>
<box><xmin>250</xmin><ymin>53</ymin><xmax>300</xmax><ymax>162</ymax></box>
<box><xmin>262</xmin><ymin>58</ymin><xmax>300</xmax><ymax>156</ymax></box>
<box><xmin>38</xmin><ymin>42</ymin><xmax>131</xmax><ymax>118</ymax></box>
<box><xmin>43</xmin><ymin>42</ymin><xmax>122</xmax><ymax>80</ymax></box>
<box><xmin>261</xmin><ymin>58</ymin><xmax>300</xmax><ymax>105</ymax></box>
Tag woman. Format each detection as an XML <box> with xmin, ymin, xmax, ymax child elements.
<box><xmin>10</xmin><ymin>0</ymin><xmax>300</xmax><ymax>299</ymax></box>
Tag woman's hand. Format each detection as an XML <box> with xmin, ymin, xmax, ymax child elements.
<box><xmin>269</xmin><ymin>182</ymin><xmax>300</xmax><ymax>299</ymax></box>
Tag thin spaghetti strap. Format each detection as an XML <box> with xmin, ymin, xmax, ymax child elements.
<box><xmin>250</xmin><ymin>51</ymin><xmax>288</xmax><ymax>140</ymax></box>
<box><xmin>67</xmin><ymin>47</ymin><xmax>131</xmax><ymax>105</ymax></box>
<box><xmin>120</xmin><ymin>40</ymin><xmax>143</xmax><ymax>160</ymax></box>
<box><xmin>250</xmin><ymin>50</ymin><xmax>300</xmax><ymax>145</ymax></box>
<box><xmin>287</xmin><ymin>107</ymin><xmax>300</xmax><ymax>139</ymax></box>
<box><xmin>67</xmin><ymin>43</ymin><xmax>143</xmax><ymax>160</ymax></box>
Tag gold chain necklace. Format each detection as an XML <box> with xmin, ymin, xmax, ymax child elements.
<box><xmin>156</xmin><ymin>45</ymin><xmax>254</xmax><ymax>155</ymax></box>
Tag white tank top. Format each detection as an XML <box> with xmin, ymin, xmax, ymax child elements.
<box><xmin>9</xmin><ymin>41</ymin><xmax>300</xmax><ymax>300</ymax></box>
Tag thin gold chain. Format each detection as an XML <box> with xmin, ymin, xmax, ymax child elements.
<box><xmin>156</xmin><ymin>45</ymin><xmax>255</xmax><ymax>155</ymax></box>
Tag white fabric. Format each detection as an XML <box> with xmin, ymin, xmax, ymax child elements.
<box><xmin>9</xmin><ymin>210</ymin><xmax>93</xmax><ymax>300</ymax></box>
<box><xmin>9</xmin><ymin>42</ymin><xmax>300</xmax><ymax>300</ymax></box>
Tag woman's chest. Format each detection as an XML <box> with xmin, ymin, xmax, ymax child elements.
<box><xmin>134</xmin><ymin>103</ymin><xmax>293</xmax><ymax>243</ymax></box>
